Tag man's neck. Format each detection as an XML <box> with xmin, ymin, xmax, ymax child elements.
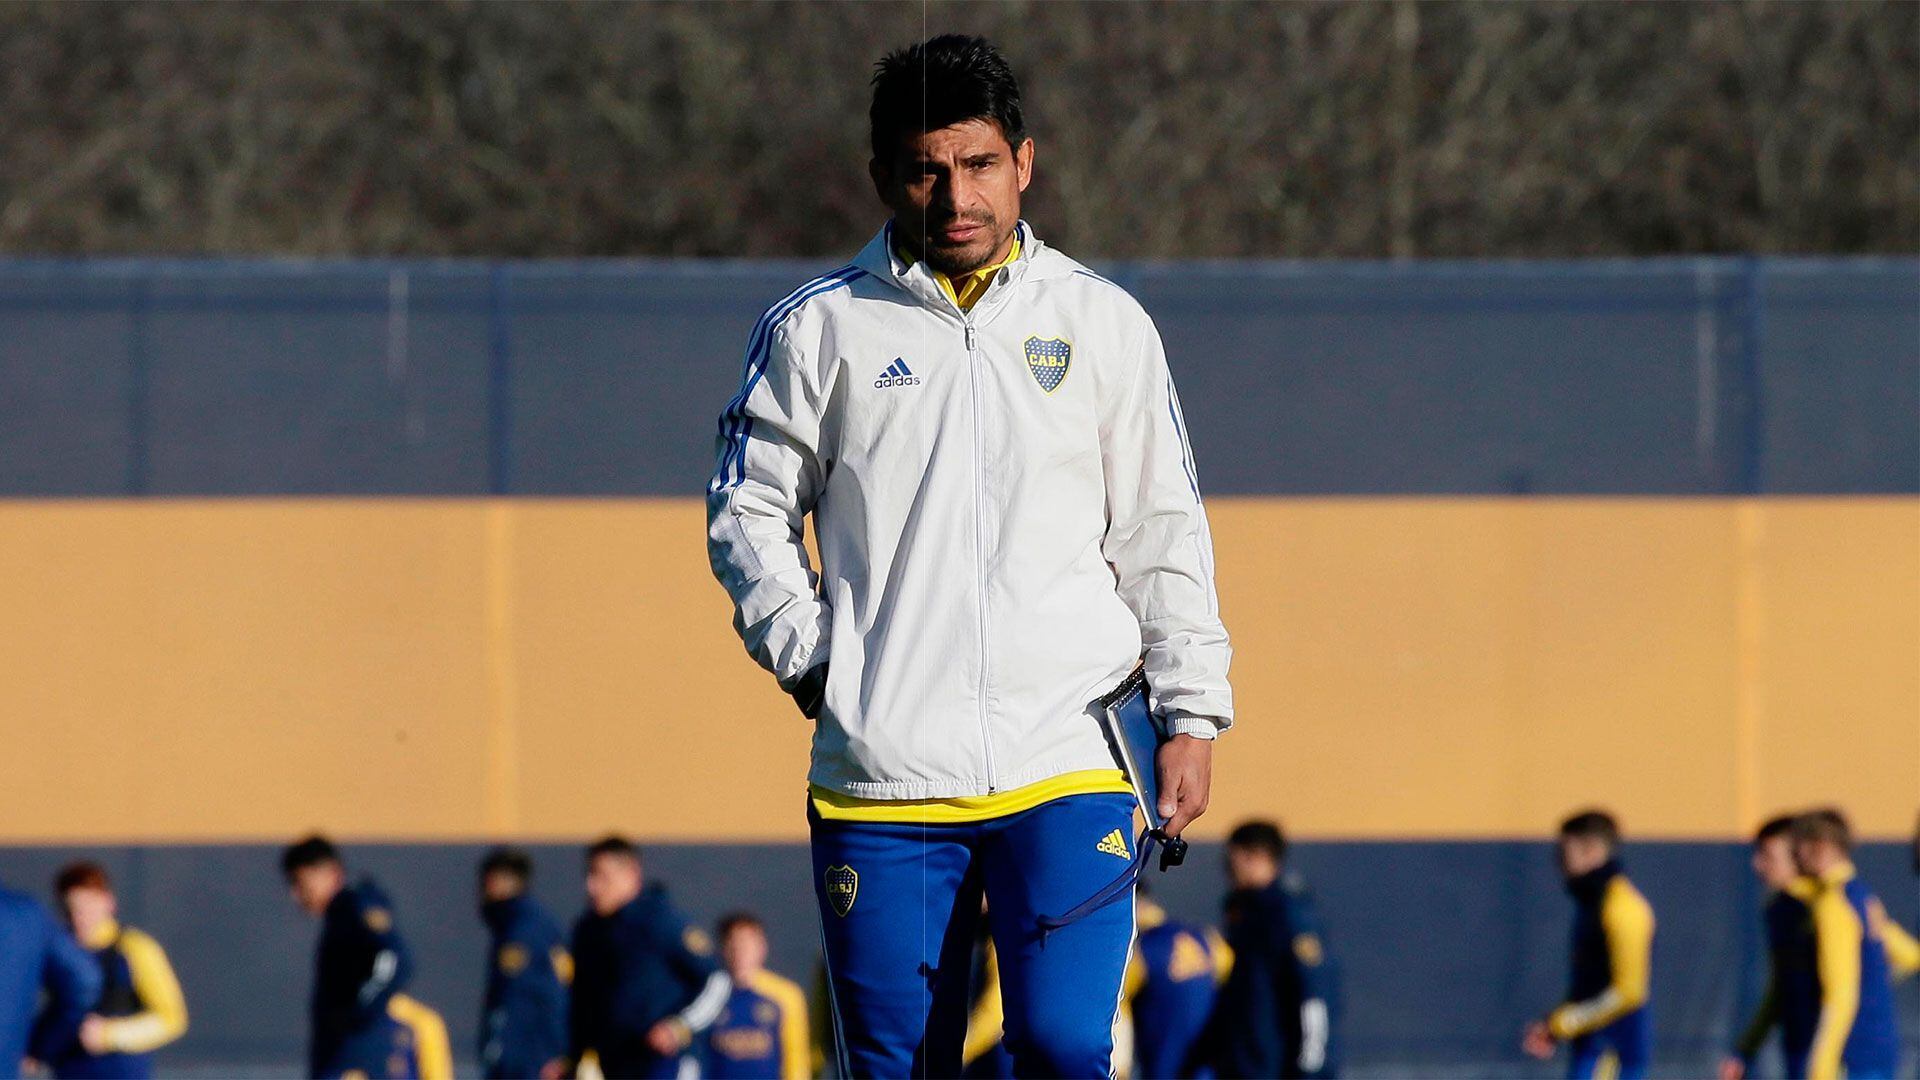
<box><xmin>77</xmin><ymin>917</ymin><xmax>120</xmax><ymax>950</ymax></box>
<box><xmin>1812</xmin><ymin>857</ymin><xmax>1853</xmax><ymax>883</ymax></box>
<box><xmin>894</xmin><ymin>228</ymin><xmax>1017</xmax><ymax>277</ymax></box>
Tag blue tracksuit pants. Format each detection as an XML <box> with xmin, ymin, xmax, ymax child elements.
<box><xmin>811</xmin><ymin>792</ymin><xmax>1137</xmax><ymax>1079</ymax></box>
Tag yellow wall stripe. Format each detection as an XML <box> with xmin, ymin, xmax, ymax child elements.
<box><xmin>0</xmin><ymin>497</ymin><xmax>1911</xmax><ymax>843</ymax></box>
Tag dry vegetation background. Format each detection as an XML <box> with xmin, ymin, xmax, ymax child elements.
<box><xmin>1</xmin><ymin>0</ymin><xmax>1914</xmax><ymax>258</ymax></box>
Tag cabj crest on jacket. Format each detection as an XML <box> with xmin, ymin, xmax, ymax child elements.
<box><xmin>707</xmin><ymin>222</ymin><xmax>1233</xmax><ymax>801</ymax></box>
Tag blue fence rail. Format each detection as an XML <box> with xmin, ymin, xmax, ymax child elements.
<box><xmin>1</xmin><ymin>257</ymin><xmax>1913</xmax><ymax>497</ymax></box>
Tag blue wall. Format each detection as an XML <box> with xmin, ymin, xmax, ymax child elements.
<box><xmin>0</xmin><ymin>258</ymin><xmax>1912</xmax><ymax>497</ymax></box>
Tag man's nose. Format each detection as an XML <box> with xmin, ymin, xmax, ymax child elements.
<box><xmin>933</xmin><ymin>170</ymin><xmax>970</xmax><ymax>213</ymax></box>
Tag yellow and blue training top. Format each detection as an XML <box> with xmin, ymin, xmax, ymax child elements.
<box><xmin>1548</xmin><ymin>862</ymin><xmax>1655</xmax><ymax>1042</ymax></box>
<box><xmin>1802</xmin><ymin>861</ymin><xmax>1903</xmax><ymax>1080</ymax></box>
<box><xmin>704</xmin><ymin>968</ymin><xmax>810</xmax><ymax>1080</ymax></box>
<box><xmin>49</xmin><ymin>918</ymin><xmax>188</xmax><ymax>1078</ymax></box>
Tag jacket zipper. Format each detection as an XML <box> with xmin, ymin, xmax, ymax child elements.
<box><xmin>962</xmin><ymin>316</ymin><xmax>999</xmax><ymax>794</ymax></box>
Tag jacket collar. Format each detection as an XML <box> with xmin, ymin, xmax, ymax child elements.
<box><xmin>853</xmin><ymin>219</ymin><xmax>1052</xmax><ymax>315</ymax></box>
<box><xmin>482</xmin><ymin>892</ymin><xmax>531</xmax><ymax>931</ymax></box>
<box><xmin>1567</xmin><ymin>859</ymin><xmax>1622</xmax><ymax>903</ymax></box>
<box><xmin>79</xmin><ymin>917</ymin><xmax>121</xmax><ymax>951</ymax></box>
<box><xmin>605</xmin><ymin>883</ymin><xmax>666</xmax><ymax>923</ymax></box>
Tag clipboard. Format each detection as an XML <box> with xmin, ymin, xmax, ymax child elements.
<box><xmin>1095</xmin><ymin>664</ymin><xmax>1188</xmax><ymax>871</ymax></box>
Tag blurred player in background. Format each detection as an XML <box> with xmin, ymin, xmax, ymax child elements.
<box><xmin>1124</xmin><ymin>880</ymin><xmax>1229</xmax><ymax>1080</ymax></box>
<box><xmin>43</xmin><ymin>862</ymin><xmax>187</xmax><ymax>1078</ymax></box>
<box><xmin>3</xmin><ymin>880</ymin><xmax>99</xmax><ymax>1079</ymax></box>
<box><xmin>1523</xmin><ymin>810</ymin><xmax>1655</xmax><ymax>1080</ymax></box>
<box><xmin>1722</xmin><ymin>815</ymin><xmax>1818</xmax><ymax>1080</ymax></box>
<box><xmin>1204</xmin><ymin>820</ymin><xmax>1338</xmax><ymax>1079</ymax></box>
<box><xmin>566</xmin><ymin>837</ymin><xmax>729</xmax><ymax>1079</ymax></box>
<box><xmin>701</xmin><ymin>912</ymin><xmax>808</xmax><ymax>1080</ymax></box>
<box><xmin>1789</xmin><ymin>808</ymin><xmax>1912</xmax><ymax>1080</ymax></box>
<box><xmin>477</xmin><ymin>848</ymin><xmax>571</xmax><ymax>1080</ymax></box>
<box><xmin>280</xmin><ymin>836</ymin><xmax>451</xmax><ymax>1080</ymax></box>
<box><xmin>706</xmin><ymin>33</ymin><xmax>1231</xmax><ymax>1079</ymax></box>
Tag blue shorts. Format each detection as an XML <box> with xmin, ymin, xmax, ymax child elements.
<box><xmin>1567</xmin><ymin>1009</ymin><xmax>1650</xmax><ymax>1080</ymax></box>
<box><xmin>811</xmin><ymin>791</ymin><xmax>1138</xmax><ymax>1079</ymax></box>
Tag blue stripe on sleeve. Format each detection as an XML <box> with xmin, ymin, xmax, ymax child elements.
<box><xmin>1166</xmin><ymin>375</ymin><xmax>1202</xmax><ymax>501</ymax></box>
<box><xmin>712</xmin><ymin>268</ymin><xmax>852</xmax><ymax>489</ymax></box>
<box><xmin>710</xmin><ymin>266</ymin><xmax>866</xmax><ymax>493</ymax></box>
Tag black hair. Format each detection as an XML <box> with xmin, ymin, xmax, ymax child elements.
<box><xmin>586</xmin><ymin>835</ymin><xmax>640</xmax><ymax>863</ymax></box>
<box><xmin>480</xmin><ymin>846</ymin><xmax>533</xmax><ymax>884</ymax></box>
<box><xmin>717</xmin><ymin>911</ymin><xmax>764</xmax><ymax>939</ymax></box>
<box><xmin>1559</xmin><ymin>809</ymin><xmax>1620</xmax><ymax>848</ymax></box>
<box><xmin>1227</xmin><ymin>819</ymin><xmax>1288</xmax><ymax>863</ymax></box>
<box><xmin>1753</xmin><ymin>814</ymin><xmax>1797</xmax><ymax>846</ymax></box>
<box><xmin>1790</xmin><ymin>807</ymin><xmax>1852</xmax><ymax>853</ymax></box>
<box><xmin>281</xmin><ymin>834</ymin><xmax>341</xmax><ymax>878</ymax></box>
<box><xmin>870</xmin><ymin>34</ymin><xmax>1026</xmax><ymax>163</ymax></box>
<box><xmin>55</xmin><ymin>861</ymin><xmax>111</xmax><ymax>896</ymax></box>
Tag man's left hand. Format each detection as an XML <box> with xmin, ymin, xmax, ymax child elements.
<box><xmin>77</xmin><ymin>1016</ymin><xmax>113</xmax><ymax>1055</ymax></box>
<box><xmin>645</xmin><ymin>1018</ymin><xmax>690</xmax><ymax>1056</ymax></box>
<box><xmin>1522</xmin><ymin>1021</ymin><xmax>1556</xmax><ymax>1060</ymax></box>
<box><xmin>1155</xmin><ymin>734</ymin><xmax>1213</xmax><ymax>837</ymax></box>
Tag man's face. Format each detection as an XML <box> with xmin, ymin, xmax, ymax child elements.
<box><xmin>871</xmin><ymin>119</ymin><xmax>1034</xmax><ymax>277</ymax></box>
<box><xmin>1792</xmin><ymin>836</ymin><xmax>1839</xmax><ymax>877</ymax></box>
<box><xmin>61</xmin><ymin>886</ymin><xmax>115</xmax><ymax>940</ymax></box>
<box><xmin>720</xmin><ymin>924</ymin><xmax>768</xmax><ymax>979</ymax></box>
<box><xmin>1226</xmin><ymin>845</ymin><xmax>1278</xmax><ymax>891</ymax></box>
<box><xmin>585</xmin><ymin>853</ymin><xmax>642</xmax><ymax>917</ymax></box>
<box><xmin>1751</xmin><ymin>836</ymin><xmax>1797</xmax><ymax>890</ymax></box>
<box><xmin>480</xmin><ymin>870</ymin><xmax>523</xmax><ymax>906</ymax></box>
<box><xmin>1557</xmin><ymin>836</ymin><xmax>1610</xmax><ymax>880</ymax></box>
<box><xmin>288</xmin><ymin>861</ymin><xmax>344</xmax><ymax>917</ymax></box>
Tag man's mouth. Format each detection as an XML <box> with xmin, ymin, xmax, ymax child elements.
<box><xmin>934</xmin><ymin>221</ymin><xmax>986</xmax><ymax>244</ymax></box>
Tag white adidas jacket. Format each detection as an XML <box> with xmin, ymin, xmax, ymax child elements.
<box><xmin>706</xmin><ymin>222</ymin><xmax>1233</xmax><ymax>800</ymax></box>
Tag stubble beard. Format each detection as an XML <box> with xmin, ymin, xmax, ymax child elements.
<box><xmin>918</xmin><ymin>214</ymin><xmax>1007</xmax><ymax>278</ymax></box>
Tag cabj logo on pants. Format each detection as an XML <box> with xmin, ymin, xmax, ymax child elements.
<box><xmin>825</xmin><ymin>865</ymin><xmax>859</xmax><ymax>916</ymax></box>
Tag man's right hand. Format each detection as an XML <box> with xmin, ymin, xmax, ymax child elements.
<box><xmin>1521</xmin><ymin>1021</ymin><xmax>1555</xmax><ymax>1061</ymax></box>
<box><xmin>787</xmin><ymin>663</ymin><xmax>828</xmax><ymax>719</ymax></box>
<box><xmin>1155</xmin><ymin>734</ymin><xmax>1212</xmax><ymax>837</ymax></box>
<box><xmin>1718</xmin><ymin>1057</ymin><xmax>1747</xmax><ymax>1080</ymax></box>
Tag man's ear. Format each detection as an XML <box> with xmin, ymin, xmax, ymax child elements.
<box><xmin>1014</xmin><ymin>137</ymin><xmax>1035</xmax><ymax>193</ymax></box>
<box><xmin>869</xmin><ymin>158</ymin><xmax>891</xmax><ymax>204</ymax></box>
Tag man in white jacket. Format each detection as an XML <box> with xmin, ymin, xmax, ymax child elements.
<box><xmin>706</xmin><ymin>34</ymin><xmax>1233</xmax><ymax>1079</ymax></box>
